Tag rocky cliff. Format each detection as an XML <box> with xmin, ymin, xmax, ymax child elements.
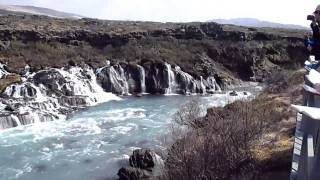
<box><xmin>0</xmin><ymin>15</ymin><xmax>308</xmax><ymax>81</ymax></box>
<box><xmin>0</xmin><ymin>15</ymin><xmax>309</xmax><ymax>129</ymax></box>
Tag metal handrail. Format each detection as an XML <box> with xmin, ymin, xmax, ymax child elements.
<box><xmin>290</xmin><ymin>60</ymin><xmax>320</xmax><ymax>180</ymax></box>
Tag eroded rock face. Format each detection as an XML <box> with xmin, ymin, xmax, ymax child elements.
<box><xmin>33</xmin><ymin>70</ymin><xmax>67</xmax><ymax>95</ymax></box>
<box><xmin>97</xmin><ymin>61</ymin><xmax>223</xmax><ymax>95</ymax></box>
<box><xmin>125</xmin><ymin>64</ymin><xmax>146</xmax><ymax>94</ymax></box>
<box><xmin>97</xmin><ymin>64</ymin><xmax>129</xmax><ymax>95</ymax></box>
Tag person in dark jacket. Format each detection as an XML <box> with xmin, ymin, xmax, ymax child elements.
<box><xmin>306</xmin><ymin>5</ymin><xmax>320</xmax><ymax>69</ymax></box>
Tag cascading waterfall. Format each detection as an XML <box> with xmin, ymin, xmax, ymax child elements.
<box><xmin>0</xmin><ymin>61</ymin><xmax>225</xmax><ymax>130</ymax></box>
<box><xmin>137</xmin><ymin>65</ymin><xmax>146</xmax><ymax>93</ymax></box>
<box><xmin>10</xmin><ymin>114</ymin><xmax>21</xmax><ymax>126</ymax></box>
<box><xmin>4</xmin><ymin>82</ymin><xmax>45</xmax><ymax>100</ymax></box>
<box><xmin>164</xmin><ymin>63</ymin><xmax>176</xmax><ymax>94</ymax></box>
<box><xmin>174</xmin><ymin>66</ymin><xmax>197</xmax><ymax>94</ymax></box>
<box><xmin>206</xmin><ymin>76</ymin><xmax>222</xmax><ymax>92</ymax></box>
<box><xmin>56</xmin><ymin>66</ymin><xmax>120</xmax><ymax>105</ymax></box>
<box><xmin>0</xmin><ymin>65</ymin><xmax>120</xmax><ymax>130</ymax></box>
<box><xmin>200</xmin><ymin>76</ymin><xmax>206</xmax><ymax>94</ymax></box>
<box><xmin>117</xmin><ymin>66</ymin><xmax>130</xmax><ymax>95</ymax></box>
<box><xmin>109</xmin><ymin>66</ymin><xmax>129</xmax><ymax>95</ymax></box>
<box><xmin>96</xmin><ymin>64</ymin><xmax>131</xmax><ymax>96</ymax></box>
<box><xmin>97</xmin><ymin>62</ymin><xmax>222</xmax><ymax>95</ymax></box>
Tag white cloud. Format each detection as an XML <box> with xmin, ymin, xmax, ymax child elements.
<box><xmin>0</xmin><ymin>0</ymin><xmax>319</xmax><ymax>26</ymax></box>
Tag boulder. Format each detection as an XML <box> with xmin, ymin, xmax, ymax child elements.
<box><xmin>118</xmin><ymin>149</ymin><xmax>163</xmax><ymax>180</ymax></box>
<box><xmin>4</xmin><ymin>105</ymin><xmax>15</xmax><ymax>111</ymax></box>
<box><xmin>229</xmin><ymin>91</ymin><xmax>238</xmax><ymax>96</ymax></box>
<box><xmin>117</xmin><ymin>167</ymin><xmax>152</xmax><ymax>180</ymax></box>
<box><xmin>129</xmin><ymin>149</ymin><xmax>156</xmax><ymax>170</ymax></box>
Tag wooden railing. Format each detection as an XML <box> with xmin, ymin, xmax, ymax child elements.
<box><xmin>291</xmin><ymin>59</ymin><xmax>320</xmax><ymax>180</ymax></box>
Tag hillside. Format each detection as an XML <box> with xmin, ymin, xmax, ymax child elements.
<box><xmin>0</xmin><ymin>14</ymin><xmax>308</xmax><ymax>85</ymax></box>
<box><xmin>210</xmin><ymin>18</ymin><xmax>308</xmax><ymax>30</ymax></box>
<box><xmin>0</xmin><ymin>5</ymin><xmax>84</xmax><ymax>19</ymax></box>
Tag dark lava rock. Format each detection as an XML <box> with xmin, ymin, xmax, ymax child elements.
<box><xmin>4</xmin><ymin>105</ymin><xmax>15</xmax><ymax>112</ymax></box>
<box><xmin>33</xmin><ymin>70</ymin><xmax>66</xmax><ymax>90</ymax></box>
<box><xmin>117</xmin><ymin>149</ymin><xmax>162</xmax><ymax>180</ymax></box>
<box><xmin>229</xmin><ymin>91</ymin><xmax>238</xmax><ymax>96</ymax></box>
<box><xmin>97</xmin><ymin>65</ymin><xmax>128</xmax><ymax>95</ymax></box>
<box><xmin>117</xmin><ymin>166</ymin><xmax>152</xmax><ymax>180</ymax></box>
<box><xmin>129</xmin><ymin>149</ymin><xmax>155</xmax><ymax>170</ymax></box>
<box><xmin>33</xmin><ymin>69</ymin><xmax>71</xmax><ymax>96</ymax></box>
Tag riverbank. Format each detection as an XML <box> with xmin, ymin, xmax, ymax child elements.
<box><xmin>153</xmin><ymin>69</ymin><xmax>305</xmax><ymax>180</ymax></box>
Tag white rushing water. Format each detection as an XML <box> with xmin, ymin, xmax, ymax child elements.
<box><xmin>0</xmin><ymin>92</ymin><xmax>255</xmax><ymax>180</ymax></box>
<box><xmin>137</xmin><ymin>65</ymin><xmax>146</xmax><ymax>94</ymax></box>
<box><xmin>55</xmin><ymin>66</ymin><xmax>121</xmax><ymax>105</ymax></box>
<box><xmin>0</xmin><ymin>65</ymin><xmax>121</xmax><ymax>130</ymax></box>
<box><xmin>164</xmin><ymin>63</ymin><xmax>176</xmax><ymax>94</ymax></box>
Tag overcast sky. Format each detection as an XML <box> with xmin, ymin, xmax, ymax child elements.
<box><xmin>0</xmin><ymin>0</ymin><xmax>318</xmax><ymax>26</ymax></box>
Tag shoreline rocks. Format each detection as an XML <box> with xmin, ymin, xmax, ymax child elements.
<box><xmin>118</xmin><ymin>149</ymin><xmax>163</xmax><ymax>180</ymax></box>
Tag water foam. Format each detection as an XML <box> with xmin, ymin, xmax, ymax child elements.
<box><xmin>0</xmin><ymin>65</ymin><xmax>121</xmax><ymax>129</ymax></box>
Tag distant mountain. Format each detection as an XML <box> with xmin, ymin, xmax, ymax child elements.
<box><xmin>0</xmin><ymin>5</ymin><xmax>84</xmax><ymax>19</ymax></box>
<box><xmin>209</xmin><ymin>18</ymin><xmax>308</xmax><ymax>30</ymax></box>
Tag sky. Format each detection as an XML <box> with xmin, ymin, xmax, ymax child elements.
<box><xmin>0</xmin><ymin>0</ymin><xmax>319</xmax><ymax>26</ymax></box>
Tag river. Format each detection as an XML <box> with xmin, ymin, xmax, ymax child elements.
<box><xmin>0</xmin><ymin>92</ymin><xmax>254</xmax><ymax>180</ymax></box>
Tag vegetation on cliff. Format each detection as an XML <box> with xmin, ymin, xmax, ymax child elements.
<box><xmin>0</xmin><ymin>15</ymin><xmax>308</xmax><ymax>83</ymax></box>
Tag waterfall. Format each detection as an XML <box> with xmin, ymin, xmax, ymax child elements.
<box><xmin>0</xmin><ymin>65</ymin><xmax>121</xmax><ymax>130</ymax></box>
<box><xmin>200</xmin><ymin>76</ymin><xmax>206</xmax><ymax>94</ymax></box>
<box><xmin>164</xmin><ymin>63</ymin><xmax>176</xmax><ymax>94</ymax></box>
<box><xmin>206</xmin><ymin>77</ymin><xmax>221</xmax><ymax>92</ymax></box>
<box><xmin>137</xmin><ymin>65</ymin><xmax>146</xmax><ymax>93</ymax></box>
<box><xmin>117</xmin><ymin>66</ymin><xmax>130</xmax><ymax>95</ymax></box>
<box><xmin>87</xmin><ymin>66</ymin><xmax>121</xmax><ymax>104</ymax></box>
<box><xmin>10</xmin><ymin>114</ymin><xmax>21</xmax><ymax>126</ymax></box>
<box><xmin>109</xmin><ymin>66</ymin><xmax>129</xmax><ymax>95</ymax></box>
<box><xmin>0</xmin><ymin>61</ymin><xmax>226</xmax><ymax>130</ymax></box>
<box><xmin>97</xmin><ymin>65</ymin><xmax>130</xmax><ymax>95</ymax></box>
<box><xmin>174</xmin><ymin>66</ymin><xmax>196</xmax><ymax>94</ymax></box>
<box><xmin>4</xmin><ymin>82</ymin><xmax>46</xmax><ymax>100</ymax></box>
<box><xmin>56</xmin><ymin>66</ymin><xmax>120</xmax><ymax>105</ymax></box>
